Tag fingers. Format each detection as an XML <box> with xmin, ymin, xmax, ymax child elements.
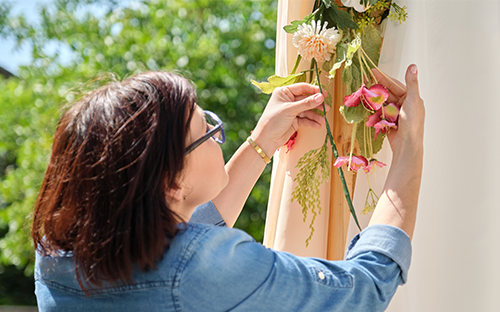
<box><xmin>281</xmin><ymin>83</ymin><xmax>327</xmax><ymax>100</ymax></box>
<box><xmin>405</xmin><ymin>64</ymin><xmax>420</xmax><ymax>101</ymax></box>
<box><xmin>298</xmin><ymin>110</ymin><xmax>326</xmax><ymax>125</ymax></box>
<box><xmin>295</xmin><ymin>94</ymin><xmax>331</xmax><ymax>111</ymax></box>
<box><xmin>372</xmin><ymin>67</ymin><xmax>406</xmax><ymax>98</ymax></box>
<box><xmin>296</xmin><ymin>116</ymin><xmax>323</xmax><ymax>129</ymax></box>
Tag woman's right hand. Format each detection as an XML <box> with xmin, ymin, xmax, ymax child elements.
<box><xmin>250</xmin><ymin>83</ymin><xmax>329</xmax><ymax>158</ymax></box>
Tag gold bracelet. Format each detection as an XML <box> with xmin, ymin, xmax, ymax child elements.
<box><xmin>247</xmin><ymin>137</ymin><xmax>271</xmax><ymax>165</ymax></box>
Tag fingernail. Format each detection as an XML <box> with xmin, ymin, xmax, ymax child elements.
<box><xmin>410</xmin><ymin>65</ymin><xmax>418</xmax><ymax>75</ymax></box>
<box><xmin>314</xmin><ymin>94</ymin><xmax>323</xmax><ymax>103</ymax></box>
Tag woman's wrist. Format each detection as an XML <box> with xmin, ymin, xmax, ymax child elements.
<box><xmin>392</xmin><ymin>140</ymin><xmax>423</xmax><ymax>163</ymax></box>
<box><xmin>247</xmin><ymin>137</ymin><xmax>272</xmax><ymax>165</ymax></box>
<box><xmin>249</xmin><ymin>131</ymin><xmax>278</xmax><ymax>162</ymax></box>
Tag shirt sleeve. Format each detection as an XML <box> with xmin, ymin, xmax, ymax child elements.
<box><xmin>189</xmin><ymin>201</ymin><xmax>227</xmax><ymax>227</ymax></box>
<box><xmin>180</xmin><ymin>224</ymin><xmax>411</xmax><ymax>312</ymax></box>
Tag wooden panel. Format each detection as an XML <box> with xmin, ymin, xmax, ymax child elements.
<box><xmin>326</xmin><ymin>71</ymin><xmax>358</xmax><ymax>261</ymax></box>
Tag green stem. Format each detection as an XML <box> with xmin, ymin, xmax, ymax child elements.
<box><xmin>309</xmin><ymin>60</ymin><xmax>315</xmax><ymax>83</ymax></box>
<box><xmin>359</xmin><ymin>46</ymin><xmax>406</xmax><ymax>92</ymax></box>
<box><xmin>358</xmin><ymin>50</ymin><xmax>369</xmax><ymax>84</ymax></box>
<box><xmin>313</xmin><ymin>59</ymin><xmax>362</xmax><ymax>231</ymax></box>
<box><xmin>291</xmin><ymin>55</ymin><xmax>302</xmax><ymax>75</ymax></box>
<box><xmin>360</xmin><ymin>52</ymin><xmax>377</xmax><ymax>84</ymax></box>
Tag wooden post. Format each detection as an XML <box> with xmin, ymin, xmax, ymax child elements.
<box><xmin>326</xmin><ymin>71</ymin><xmax>359</xmax><ymax>261</ymax></box>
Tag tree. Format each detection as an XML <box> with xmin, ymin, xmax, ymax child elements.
<box><xmin>0</xmin><ymin>0</ymin><xmax>277</xmax><ymax>304</ymax></box>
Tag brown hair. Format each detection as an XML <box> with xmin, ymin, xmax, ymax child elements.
<box><xmin>32</xmin><ymin>71</ymin><xmax>197</xmax><ymax>291</ymax></box>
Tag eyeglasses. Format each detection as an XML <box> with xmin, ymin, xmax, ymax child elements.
<box><xmin>185</xmin><ymin>110</ymin><xmax>225</xmax><ymax>155</ymax></box>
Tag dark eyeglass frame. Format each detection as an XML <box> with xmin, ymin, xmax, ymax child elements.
<box><xmin>185</xmin><ymin>110</ymin><xmax>225</xmax><ymax>155</ymax></box>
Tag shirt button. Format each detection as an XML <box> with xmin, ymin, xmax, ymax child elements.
<box><xmin>318</xmin><ymin>271</ymin><xmax>325</xmax><ymax>280</ymax></box>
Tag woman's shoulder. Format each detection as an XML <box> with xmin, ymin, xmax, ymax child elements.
<box><xmin>171</xmin><ymin>223</ymin><xmax>276</xmax><ymax>311</ymax></box>
<box><xmin>170</xmin><ymin>222</ymin><xmax>275</xmax><ymax>272</ymax></box>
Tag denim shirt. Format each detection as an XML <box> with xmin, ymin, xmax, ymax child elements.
<box><xmin>35</xmin><ymin>201</ymin><xmax>411</xmax><ymax>311</ymax></box>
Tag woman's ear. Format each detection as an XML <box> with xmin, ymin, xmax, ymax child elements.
<box><xmin>165</xmin><ymin>182</ymin><xmax>185</xmax><ymax>203</ymax></box>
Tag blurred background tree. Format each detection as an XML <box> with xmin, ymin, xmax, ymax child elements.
<box><xmin>0</xmin><ymin>0</ymin><xmax>277</xmax><ymax>305</ymax></box>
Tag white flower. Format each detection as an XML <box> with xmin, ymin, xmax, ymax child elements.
<box><xmin>292</xmin><ymin>20</ymin><xmax>341</xmax><ymax>64</ymax></box>
<box><xmin>341</xmin><ymin>0</ymin><xmax>370</xmax><ymax>13</ymax></box>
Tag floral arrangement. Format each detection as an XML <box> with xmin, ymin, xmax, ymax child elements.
<box><xmin>252</xmin><ymin>0</ymin><xmax>407</xmax><ymax>245</ymax></box>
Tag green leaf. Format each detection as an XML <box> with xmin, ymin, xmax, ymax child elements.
<box><xmin>329</xmin><ymin>35</ymin><xmax>361</xmax><ymax>79</ymax></box>
<box><xmin>360</xmin><ymin>24</ymin><xmax>382</xmax><ymax>68</ymax></box>
<box><xmin>356</xmin><ymin>121</ymin><xmax>386</xmax><ymax>158</ymax></box>
<box><xmin>362</xmin><ymin>0</ymin><xmax>380</xmax><ymax>6</ymax></box>
<box><xmin>251</xmin><ymin>72</ymin><xmax>307</xmax><ymax>94</ymax></box>
<box><xmin>283</xmin><ymin>11</ymin><xmax>315</xmax><ymax>33</ymax></box>
<box><xmin>321</xmin><ymin>0</ymin><xmax>333</xmax><ymax>8</ymax></box>
<box><xmin>327</xmin><ymin>42</ymin><xmax>346</xmax><ymax>78</ymax></box>
<box><xmin>341</xmin><ymin>33</ymin><xmax>367</xmax><ymax>95</ymax></box>
<box><xmin>342</xmin><ymin>61</ymin><xmax>362</xmax><ymax>95</ymax></box>
<box><xmin>322</xmin><ymin>54</ymin><xmax>336</xmax><ymax>73</ymax></box>
<box><xmin>328</xmin><ymin>4</ymin><xmax>359</xmax><ymax>31</ymax></box>
<box><xmin>346</xmin><ymin>35</ymin><xmax>361</xmax><ymax>66</ymax></box>
<box><xmin>340</xmin><ymin>104</ymin><xmax>367</xmax><ymax>123</ymax></box>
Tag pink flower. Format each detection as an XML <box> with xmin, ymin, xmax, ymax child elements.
<box><xmin>366</xmin><ymin>109</ymin><xmax>383</xmax><ymax>127</ymax></box>
<box><xmin>285</xmin><ymin>131</ymin><xmax>298</xmax><ymax>153</ymax></box>
<box><xmin>334</xmin><ymin>155</ymin><xmax>368</xmax><ymax>172</ymax></box>
<box><xmin>343</xmin><ymin>84</ymin><xmax>389</xmax><ymax>111</ymax></box>
<box><xmin>383</xmin><ymin>103</ymin><xmax>399</xmax><ymax>123</ymax></box>
<box><xmin>365</xmin><ymin>103</ymin><xmax>400</xmax><ymax>140</ymax></box>
<box><xmin>363</xmin><ymin>159</ymin><xmax>387</xmax><ymax>174</ymax></box>
<box><xmin>361</xmin><ymin>84</ymin><xmax>389</xmax><ymax>111</ymax></box>
<box><xmin>374</xmin><ymin>120</ymin><xmax>397</xmax><ymax>140</ymax></box>
<box><xmin>344</xmin><ymin>84</ymin><xmax>365</xmax><ymax>107</ymax></box>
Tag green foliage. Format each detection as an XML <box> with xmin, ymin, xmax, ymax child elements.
<box><xmin>342</xmin><ymin>59</ymin><xmax>362</xmax><ymax>95</ymax></box>
<box><xmin>0</xmin><ymin>265</ymin><xmax>36</xmax><ymax>305</ymax></box>
<box><xmin>362</xmin><ymin>188</ymin><xmax>379</xmax><ymax>215</ymax></box>
<box><xmin>346</xmin><ymin>35</ymin><xmax>362</xmax><ymax>66</ymax></box>
<box><xmin>0</xmin><ymin>0</ymin><xmax>278</xmax><ymax>303</ymax></box>
<box><xmin>359</xmin><ymin>25</ymin><xmax>382</xmax><ymax>67</ymax></box>
<box><xmin>356</xmin><ymin>118</ymin><xmax>386</xmax><ymax>158</ymax></box>
<box><xmin>325</xmin><ymin>3</ymin><xmax>359</xmax><ymax>31</ymax></box>
<box><xmin>327</xmin><ymin>42</ymin><xmax>346</xmax><ymax>78</ymax></box>
<box><xmin>389</xmin><ymin>2</ymin><xmax>408</xmax><ymax>24</ymax></box>
<box><xmin>328</xmin><ymin>35</ymin><xmax>361</xmax><ymax>78</ymax></box>
<box><xmin>363</xmin><ymin>0</ymin><xmax>383</xmax><ymax>6</ymax></box>
<box><xmin>283</xmin><ymin>11</ymin><xmax>314</xmax><ymax>33</ymax></box>
<box><xmin>355</xmin><ymin>0</ymin><xmax>394</xmax><ymax>33</ymax></box>
<box><xmin>341</xmin><ymin>25</ymin><xmax>380</xmax><ymax>96</ymax></box>
<box><xmin>291</xmin><ymin>142</ymin><xmax>330</xmax><ymax>246</ymax></box>
<box><xmin>340</xmin><ymin>104</ymin><xmax>367</xmax><ymax>123</ymax></box>
<box><xmin>251</xmin><ymin>72</ymin><xmax>307</xmax><ymax>94</ymax></box>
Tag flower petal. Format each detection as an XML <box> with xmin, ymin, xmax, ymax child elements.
<box><xmin>383</xmin><ymin>103</ymin><xmax>400</xmax><ymax>123</ymax></box>
<box><xmin>334</xmin><ymin>155</ymin><xmax>368</xmax><ymax>172</ymax></box>
<box><xmin>366</xmin><ymin>109</ymin><xmax>383</xmax><ymax>127</ymax></box>
<box><xmin>285</xmin><ymin>131</ymin><xmax>298</xmax><ymax>153</ymax></box>
<box><xmin>344</xmin><ymin>84</ymin><xmax>365</xmax><ymax>107</ymax></box>
<box><xmin>364</xmin><ymin>159</ymin><xmax>387</xmax><ymax>173</ymax></box>
<box><xmin>362</xmin><ymin>84</ymin><xmax>389</xmax><ymax>111</ymax></box>
<box><xmin>292</xmin><ymin>20</ymin><xmax>341</xmax><ymax>63</ymax></box>
<box><xmin>373</xmin><ymin>120</ymin><xmax>397</xmax><ymax>140</ymax></box>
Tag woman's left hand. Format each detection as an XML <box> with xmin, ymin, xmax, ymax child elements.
<box><xmin>251</xmin><ymin>83</ymin><xmax>329</xmax><ymax>157</ymax></box>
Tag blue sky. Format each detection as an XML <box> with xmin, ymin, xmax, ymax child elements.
<box><xmin>0</xmin><ymin>0</ymin><xmax>53</xmax><ymax>75</ymax></box>
<box><xmin>0</xmin><ymin>0</ymin><xmax>133</xmax><ymax>75</ymax></box>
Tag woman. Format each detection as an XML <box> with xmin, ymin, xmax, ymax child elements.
<box><xmin>33</xmin><ymin>65</ymin><xmax>424</xmax><ymax>311</ymax></box>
